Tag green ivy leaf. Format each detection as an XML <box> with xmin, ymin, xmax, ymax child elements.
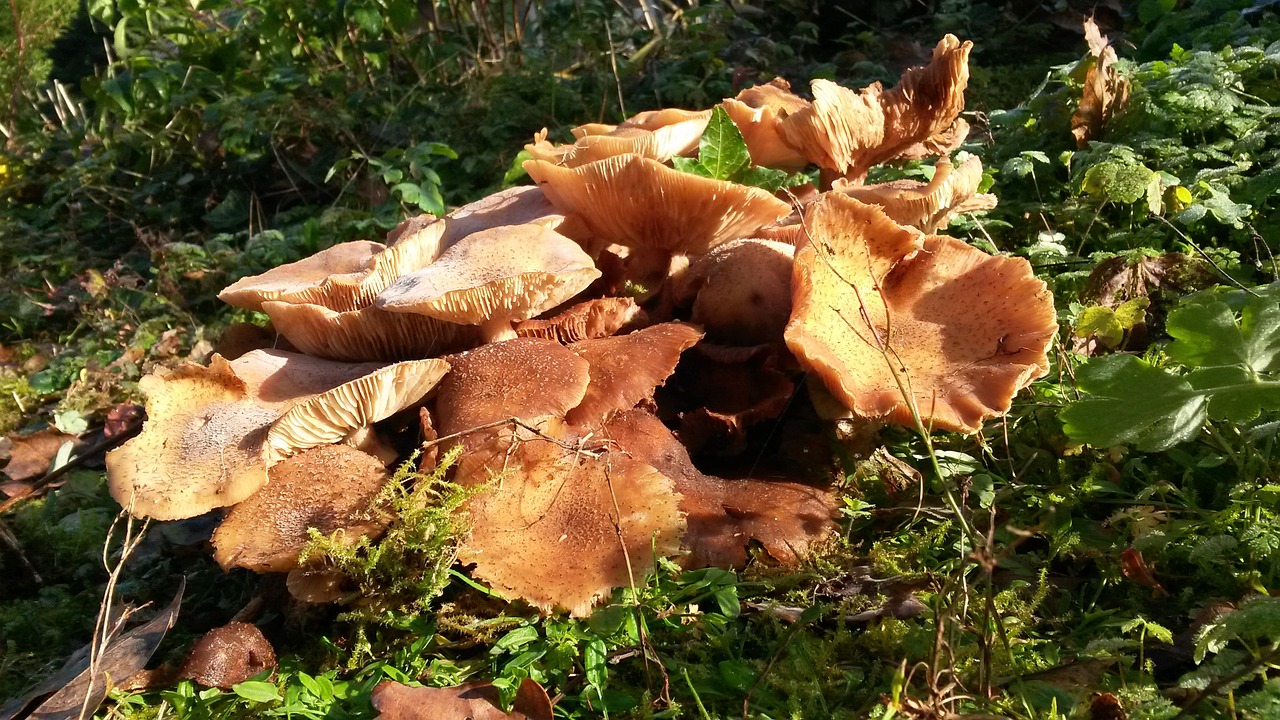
<box><xmin>670</xmin><ymin>156</ymin><xmax>711</xmax><ymax>178</ymax></box>
<box><xmin>1060</xmin><ymin>354</ymin><xmax>1208</xmax><ymax>451</ymax></box>
<box><xmin>698</xmin><ymin>106</ymin><xmax>751</xmax><ymax>181</ymax></box>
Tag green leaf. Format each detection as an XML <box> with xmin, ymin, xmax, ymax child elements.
<box><xmin>232</xmin><ymin>680</ymin><xmax>281</xmax><ymax>704</ymax></box>
<box><xmin>1185</xmin><ymin>366</ymin><xmax>1280</xmax><ymax>422</ymax></box>
<box><xmin>1168</xmin><ymin>297</ymin><xmax>1280</xmax><ymax>372</ymax></box>
<box><xmin>1114</xmin><ymin>297</ymin><xmax>1150</xmax><ymax>330</ymax></box>
<box><xmin>1060</xmin><ymin>354</ymin><xmax>1208</xmax><ymax>451</ymax></box>
<box><xmin>734</xmin><ymin>165</ymin><xmax>794</xmax><ymax>193</ymax></box>
<box><xmin>697</xmin><ymin>106</ymin><xmax>750</xmax><ymax>181</ymax></box>
<box><xmin>1075</xmin><ymin>306</ymin><xmax>1124</xmax><ymax>347</ymax></box>
<box><xmin>670</xmin><ymin>156</ymin><xmax>711</xmax><ymax>178</ymax></box>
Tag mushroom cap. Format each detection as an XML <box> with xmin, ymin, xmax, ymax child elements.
<box><xmin>524</xmin><ymin>154</ymin><xmax>792</xmax><ymax>256</ymax></box>
<box><xmin>779</xmin><ymin>78</ymin><xmax>886</xmax><ymax>177</ymax></box>
<box><xmin>260</xmin><ymin>300</ymin><xmax>477</xmax><ymax>362</ymax></box>
<box><xmin>514</xmin><ymin>297</ymin><xmax>642</xmax><ymax>344</ymax></box>
<box><xmin>721</xmin><ymin>79</ymin><xmax>812</xmax><ymax>171</ymax></box>
<box><xmin>874</xmin><ymin>35</ymin><xmax>972</xmax><ymax>171</ymax></box>
<box><xmin>566</xmin><ymin>322</ymin><xmax>705</xmax><ymax>429</ymax></box>
<box><xmin>228</xmin><ymin>349</ymin><xmax>388</xmax><ymax>410</ymax></box>
<box><xmin>179</xmin><ymin>622</ymin><xmax>277</xmax><ymax>689</ymax></box>
<box><xmin>375</xmin><ymin>224</ymin><xmax>601</xmax><ymax>327</ymax></box>
<box><xmin>673</xmin><ymin>239</ymin><xmax>796</xmax><ymax>345</ymax></box>
<box><xmin>671</xmin><ymin>343</ymin><xmax>797</xmax><ymax>455</ymax></box>
<box><xmin>832</xmin><ymin>156</ymin><xmax>996</xmax><ymax>233</ymax></box>
<box><xmin>106</xmin><ymin>356</ymin><xmax>275</xmax><ymax>520</ymax></box>
<box><xmin>266</xmin><ymin>357</ymin><xmax>451</xmax><ymax>462</ymax></box>
<box><xmin>527</xmin><ymin>109</ymin><xmax>710</xmax><ymax>168</ymax></box>
<box><xmin>735</xmin><ymin>78</ymin><xmax>811</xmax><ymax>115</ymax></box>
<box><xmin>218</xmin><ymin>241</ymin><xmax>385</xmax><ymax>313</ymax></box>
<box><xmin>212</xmin><ymin>444</ymin><xmax>390</xmax><ymax>572</ymax></box>
<box><xmin>458</xmin><ymin>439</ymin><xmax>684</xmax><ymax>617</ymax></box>
<box><xmin>784</xmin><ymin>195</ymin><xmax>1057</xmax><ymax>433</ymax></box>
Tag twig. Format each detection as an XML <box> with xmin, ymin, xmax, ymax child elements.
<box><xmin>0</xmin><ymin>519</ymin><xmax>41</xmax><ymax>584</ymax></box>
<box><xmin>1153</xmin><ymin>214</ymin><xmax>1260</xmax><ymax>297</ymax></box>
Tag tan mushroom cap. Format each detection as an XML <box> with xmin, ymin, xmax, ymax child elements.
<box><xmin>833</xmin><ymin>156</ymin><xmax>996</xmax><ymax>233</ymax></box>
<box><xmin>566</xmin><ymin>322</ymin><xmax>705</xmax><ymax>429</ymax></box>
<box><xmin>228</xmin><ymin>349</ymin><xmax>388</xmax><ymax>410</ymax></box>
<box><xmin>212</xmin><ymin>444</ymin><xmax>390</xmax><ymax>572</ymax></box>
<box><xmin>674</xmin><ymin>239</ymin><xmax>796</xmax><ymax>345</ymax></box>
<box><xmin>458</xmin><ymin>439</ymin><xmax>684</xmax><ymax>617</ymax></box>
<box><xmin>780</xmin><ymin>35</ymin><xmax>972</xmax><ymax>182</ymax></box>
<box><xmin>599</xmin><ymin>409</ymin><xmax>836</xmax><ymax>568</ymax></box>
<box><xmin>721</xmin><ymin>79</ymin><xmax>812</xmax><ymax>171</ymax></box>
<box><xmin>784</xmin><ymin>195</ymin><xmax>1057</xmax><ymax>433</ymax></box>
<box><xmin>260</xmin><ymin>300</ymin><xmax>477</xmax><ymax>362</ymax></box>
<box><xmin>527</xmin><ymin>109</ymin><xmax>710</xmax><ymax>168</ymax></box>
<box><xmin>218</xmin><ymin>241</ymin><xmax>385</xmax><ymax>313</ymax></box>
<box><xmin>106</xmin><ymin>356</ymin><xmax>276</xmax><ymax>520</ymax></box>
<box><xmin>514</xmin><ymin>297</ymin><xmax>642</xmax><ymax>344</ymax></box>
<box><xmin>266</xmin><ymin>357</ymin><xmax>451</xmax><ymax>462</ymax></box>
<box><xmin>375</xmin><ymin>224</ymin><xmax>601</xmax><ymax>343</ymax></box>
<box><xmin>179</xmin><ymin>622</ymin><xmax>277</xmax><ymax>689</ymax></box>
<box><xmin>524</xmin><ymin>154</ymin><xmax>793</xmax><ymax>257</ymax></box>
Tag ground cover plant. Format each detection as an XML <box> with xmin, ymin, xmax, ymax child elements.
<box><xmin>1</xmin><ymin>1</ymin><xmax>1279</xmax><ymax>718</ymax></box>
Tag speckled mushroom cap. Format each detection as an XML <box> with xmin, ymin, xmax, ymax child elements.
<box><xmin>526</xmin><ymin>109</ymin><xmax>710</xmax><ymax>168</ymax></box>
<box><xmin>211</xmin><ymin>444</ymin><xmax>390</xmax><ymax>572</ymax></box>
<box><xmin>106</xmin><ymin>356</ymin><xmax>276</xmax><ymax>520</ymax></box>
<box><xmin>375</xmin><ymin>224</ymin><xmax>601</xmax><ymax>343</ymax></box>
<box><xmin>259</xmin><ymin>300</ymin><xmax>478</xmax><ymax>362</ymax></box>
<box><xmin>720</xmin><ymin>79</ymin><xmax>811</xmax><ymax>171</ymax></box>
<box><xmin>266</xmin><ymin>357</ymin><xmax>451</xmax><ymax>462</ymax></box>
<box><xmin>832</xmin><ymin>156</ymin><xmax>995</xmax><ymax>233</ymax></box>
<box><xmin>218</xmin><ymin>241</ymin><xmax>385</xmax><ymax>313</ymax></box>
<box><xmin>179</xmin><ymin>622</ymin><xmax>277</xmax><ymax>689</ymax></box>
<box><xmin>780</xmin><ymin>35</ymin><xmax>972</xmax><ymax>183</ymax></box>
<box><xmin>566</xmin><ymin>322</ymin><xmax>705</xmax><ymax>429</ymax></box>
<box><xmin>673</xmin><ymin>239</ymin><xmax>796</xmax><ymax>345</ymax></box>
<box><xmin>458</xmin><ymin>439</ymin><xmax>684</xmax><ymax>617</ymax></box>
<box><xmin>524</xmin><ymin>154</ymin><xmax>793</xmax><ymax>257</ymax></box>
<box><xmin>784</xmin><ymin>194</ymin><xmax>1057</xmax><ymax>433</ymax></box>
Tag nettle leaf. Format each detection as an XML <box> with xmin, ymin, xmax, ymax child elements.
<box><xmin>699</xmin><ymin>107</ymin><xmax>751</xmax><ymax>181</ymax></box>
<box><xmin>1061</xmin><ymin>354</ymin><xmax>1208</xmax><ymax>451</ymax></box>
<box><xmin>1195</xmin><ymin>596</ymin><xmax>1280</xmax><ymax>663</ymax></box>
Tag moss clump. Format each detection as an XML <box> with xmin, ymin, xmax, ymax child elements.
<box><xmin>0</xmin><ymin>375</ymin><xmax>41</xmax><ymax>435</ymax></box>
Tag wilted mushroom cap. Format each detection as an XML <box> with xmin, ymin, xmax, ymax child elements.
<box><xmin>784</xmin><ymin>196</ymin><xmax>1056</xmax><ymax>433</ymax></box>
<box><xmin>106</xmin><ymin>356</ymin><xmax>275</xmax><ymax>520</ymax></box>
<box><xmin>524</xmin><ymin>154</ymin><xmax>792</xmax><ymax>257</ymax></box>
<box><xmin>514</xmin><ymin>297</ymin><xmax>642</xmax><ymax>344</ymax></box>
<box><xmin>528</xmin><ymin>110</ymin><xmax>710</xmax><ymax>168</ymax></box>
<box><xmin>566</xmin><ymin>322</ymin><xmax>705</xmax><ymax>429</ymax></box>
<box><xmin>459</xmin><ymin>439</ymin><xmax>684</xmax><ymax>617</ymax></box>
<box><xmin>260</xmin><ymin>300</ymin><xmax>478</xmax><ymax>362</ymax></box>
<box><xmin>266</xmin><ymin>357</ymin><xmax>451</xmax><ymax>461</ymax></box>
<box><xmin>212</xmin><ymin>444</ymin><xmax>390</xmax><ymax>572</ymax></box>
<box><xmin>873</xmin><ymin>36</ymin><xmax>972</xmax><ymax>171</ymax></box>
<box><xmin>218</xmin><ymin>241</ymin><xmax>385</xmax><ymax>313</ymax></box>
<box><xmin>832</xmin><ymin>156</ymin><xmax>995</xmax><ymax>233</ymax></box>
<box><xmin>375</xmin><ymin>224</ymin><xmax>600</xmax><ymax>333</ymax></box>
<box><xmin>673</xmin><ymin>239</ymin><xmax>796</xmax><ymax>345</ymax></box>
<box><xmin>179</xmin><ymin>622</ymin><xmax>277</xmax><ymax>689</ymax></box>
<box><xmin>779</xmin><ymin>78</ymin><xmax>886</xmax><ymax>177</ymax></box>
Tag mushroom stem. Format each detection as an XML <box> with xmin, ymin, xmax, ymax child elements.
<box><xmin>480</xmin><ymin>318</ymin><xmax>518</xmax><ymax>344</ymax></box>
<box><xmin>624</xmin><ymin>247</ymin><xmax>675</xmax><ymax>300</ymax></box>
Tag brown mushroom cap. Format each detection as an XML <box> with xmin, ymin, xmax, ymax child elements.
<box><xmin>832</xmin><ymin>156</ymin><xmax>995</xmax><ymax>233</ymax></box>
<box><xmin>375</xmin><ymin>224</ymin><xmax>601</xmax><ymax>343</ymax></box>
<box><xmin>566</xmin><ymin>322</ymin><xmax>705</xmax><ymax>429</ymax></box>
<box><xmin>458</xmin><ymin>439</ymin><xmax>684</xmax><ymax>617</ymax></box>
<box><xmin>106</xmin><ymin>356</ymin><xmax>275</xmax><ymax>520</ymax></box>
<box><xmin>784</xmin><ymin>195</ymin><xmax>1057</xmax><ymax>433</ymax></box>
<box><xmin>266</xmin><ymin>357</ymin><xmax>451</xmax><ymax>461</ymax></box>
<box><xmin>260</xmin><ymin>300</ymin><xmax>477</xmax><ymax>362</ymax></box>
<box><xmin>527</xmin><ymin>109</ymin><xmax>710</xmax><ymax>168</ymax></box>
<box><xmin>778</xmin><ymin>78</ymin><xmax>886</xmax><ymax>179</ymax></box>
<box><xmin>720</xmin><ymin>79</ymin><xmax>812</xmax><ymax>171</ymax></box>
<box><xmin>179</xmin><ymin>622</ymin><xmax>277</xmax><ymax>689</ymax></box>
<box><xmin>228</xmin><ymin>349</ymin><xmax>388</xmax><ymax>409</ymax></box>
<box><xmin>673</xmin><ymin>239</ymin><xmax>796</xmax><ymax>345</ymax></box>
<box><xmin>513</xmin><ymin>297</ymin><xmax>642</xmax><ymax>344</ymax></box>
<box><xmin>524</xmin><ymin>154</ymin><xmax>793</xmax><ymax>257</ymax></box>
<box><xmin>211</xmin><ymin>444</ymin><xmax>390</xmax><ymax>572</ymax></box>
<box><xmin>218</xmin><ymin>241</ymin><xmax>385</xmax><ymax>313</ymax></box>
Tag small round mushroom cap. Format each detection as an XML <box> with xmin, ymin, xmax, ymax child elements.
<box><xmin>514</xmin><ymin>297</ymin><xmax>642</xmax><ymax>344</ymax></box>
<box><xmin>832</xmin><ymin>156</ymin><xmax>995</xmax><ymax>233</ymax></box>
<box><xmin>459</xmin><ymin>440</ymin><xmax>684</xmax><ymax>617</ymax></box>
<box><xmin>179</xmin><ymin>622</ymin><xmax>277</xmax><ymax>689</ymax></box>
<box><xmin>375</xmin><ymin>224</ymin><xmax>601</xmax><ymax>343</ymax></box>
<box><xmin>673</xmin><ymin>239</ymin><xmax>796</xmax><ymax>345</ymax></box>
<box><xmin>524</xmin><ymin>154</ymin><xmax>792</xmax><ymax>257</ymax></box>
<box><xmin>218</xmin><ymin>241</ymin><xmax>384</xmax><ymax>313</ymax></box>
<box><xmin>260</xmin><ymin>300</ymin><xmax>478</xmax><ymax>362</ymax></box>
<box><xmin>784</xmin><ymin>195</ymin><xmax>1057</xmax><ymax>433</ymax></box>
<box><xmin>566</xmin><ymin>322</ymin><xmax>705</xmax><ymax>429</ymax></box>
<box><xmin>528</xmin><ymin>109</ymin><xmax>710</xmax><ymax>168</ymax></box>
<box><xmin>212</xmin><ymin>444</ymin><xmax>390</xmax><ymax>572</ymax></box>
<box><xmin>266</xmin><ymin>357</ymin><xmax>451</xmax><ymax>462</ymax></box>
<box><xmin>106</xmin><ymin>356</ymin><xmax>276</xmax><ymax>520</ymax></box>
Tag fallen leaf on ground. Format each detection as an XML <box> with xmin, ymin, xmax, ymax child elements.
<box><xmin>0</xmin><ymin>428</ymin><xmax>78</xmax><ymax>484</ymax></box>
<box><xmin>372</xmin><ymin>677</ymin><xmax>553</xmax><ymax>720</ymax></box>
<box><xmin>1120</xmin><ymin>547</ymin><xmax>1167</xmax><ymax>594</ymax></box>
<box><xmin>1071</xmin><ymin>17</ymin><xmax>1130</xmax><ymax>147</ymax></box>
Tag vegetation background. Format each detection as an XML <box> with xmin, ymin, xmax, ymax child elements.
<box><xmin>1</xmin><ymin>0</ymin><xmax>1279</xmax><ymax>717</ymax></box>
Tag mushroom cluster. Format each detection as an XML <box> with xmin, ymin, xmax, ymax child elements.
<box><xmin>106</xmin><ymin>35</ymin><xmax>1057</xmax><ymax>617</ymax></box>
